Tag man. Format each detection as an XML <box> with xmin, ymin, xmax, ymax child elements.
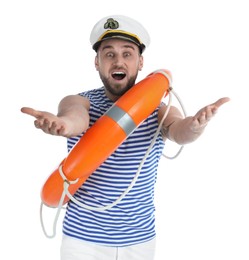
<box><xmin>21</xmin><ymin>15</ymin><xmax>229</xmax><ymax>260</ymax></box>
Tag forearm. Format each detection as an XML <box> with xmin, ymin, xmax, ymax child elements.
<box><xmin>167</xmin><ymin>116</ymin><xmax>205</xmax><ymax>145</ymax></box>
<box><xmin>57</xmin><ymin>95</ymin><xmax>90</xmax><ymax>136</ymax></box>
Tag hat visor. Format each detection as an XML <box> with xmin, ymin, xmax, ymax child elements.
<box><xmin>92</xmin><ymin>33</ymin><xmax>145</xmax><ymax>53</ymax></box>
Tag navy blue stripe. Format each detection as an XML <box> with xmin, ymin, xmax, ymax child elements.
<box><xmin>63</xmin><ymin>87</ymin><xmax>165</xmax><ymax>247</ymax></box>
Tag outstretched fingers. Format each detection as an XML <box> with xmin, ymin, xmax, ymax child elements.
<box><xmin>192</xmin><ymin>97</ymin><xmax>230</xmax><ymax>131</ymax></box>
<box><xmin>21</xmin><ymin>107</ymin><xmax>43</xmax><ymax>119</ymax></box>
<box><xmin>49</xmin><ymin>121</ymin><xmax>66</xmax><ymax>135</ymax></box>
<box><xmin>212</xmin><ymin>97</ymin><xmax>230</xmax><ymax>108</ymax></box>
<box><xmin>21</xmin><ymin>106</ymin><xmax>71</xmax><ymax>136</ymax></box>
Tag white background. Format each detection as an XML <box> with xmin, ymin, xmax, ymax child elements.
<box><xmin>1</xmin><ymin>0</ymin><xmax>248</xmax><ymax>259</ymax></box>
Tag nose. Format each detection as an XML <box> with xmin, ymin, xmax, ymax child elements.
<box><xmin>112</xmin><ymin>55</ymin><xmax>124</xmax><ymax>67</ymax></box>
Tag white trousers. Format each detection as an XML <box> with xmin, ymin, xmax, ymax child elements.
<box><xmin>60</xmin><ymin>235</ymin><xmax>156</xmax><ymax>260</ymax></box>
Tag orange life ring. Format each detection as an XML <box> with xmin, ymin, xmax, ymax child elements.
<box><xmin>41</xmin><ymin>69</ymin><xmax>171</xmax><ymax>207</ymax></box>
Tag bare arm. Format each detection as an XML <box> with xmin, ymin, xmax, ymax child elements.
<box><xmin>21</xmin><ymin>95</ymin><xmax>90</xmax><ymax>138</ymax></box>
<box><xmin>159</xmin><ymin>97</ymin><xmax>230</xmax><ymax>145</ymax></box>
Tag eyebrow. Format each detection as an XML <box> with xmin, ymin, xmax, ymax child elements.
<box><xmin>101</xmin><ymin>44</ymin><xmax>136</xmax><ymax>52</ymax></box>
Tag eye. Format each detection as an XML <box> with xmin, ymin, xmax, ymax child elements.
<box><xmin>123</xmin><ymin>52</ymin><xmax>131</xmax><ymax>57</ymax></box>
<box><xmin>106</xmin><ymin>52</ymin><xmax>114</xmax><ymax>58</ymax></box>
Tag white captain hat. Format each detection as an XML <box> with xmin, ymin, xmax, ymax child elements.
<box><xmin>90</xmin><ymin>15</ymin><xmax>150</xmax><ymax>53</ymax></box>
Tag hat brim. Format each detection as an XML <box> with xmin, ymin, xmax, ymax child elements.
<box><xmin>92</xmin><ymin>32</ymin><xmax>145</xmax><ymax>53</ymax></box>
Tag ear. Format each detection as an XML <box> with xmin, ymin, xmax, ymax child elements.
<box><xmin>138</xmin><ymin>55</ymin><xmax>144</xmax><ymax>71</ymax></box>
<box><xmin>95</xmin><ymin>55</ymin><xmax>99</xmax><ymax>71</ymax></box>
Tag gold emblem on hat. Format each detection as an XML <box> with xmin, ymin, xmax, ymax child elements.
<box><xmin>104</xmin><ymin>18</ymin><xmax>119</xmax><ymax>29</ymax></box>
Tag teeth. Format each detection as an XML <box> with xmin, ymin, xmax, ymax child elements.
<box><xmin>112</xmin><ymin>71</ymin><xmax>126</xmax><ymax>80</ymax></box>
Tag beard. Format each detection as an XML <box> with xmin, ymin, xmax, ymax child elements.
<box><xmin>99</xmin><ymin>72</ymin><xmax>138</xmax><ymax>97</ymax></box>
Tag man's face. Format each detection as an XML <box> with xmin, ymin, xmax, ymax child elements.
<box><xmin>95</xmin><ymin>38</ymin><xmax>144</xmax><ymax>101</ymax></box>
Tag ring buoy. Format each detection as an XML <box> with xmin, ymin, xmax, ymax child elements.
<box><xmin>41</xmin><ymin>69</ymin><xmax>172</xmax><ymax>208</ymax></box>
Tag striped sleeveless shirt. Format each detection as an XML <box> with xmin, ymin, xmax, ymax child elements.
<box><xmin>62</xmin><ymin>86</ymin><xmax>165</xmax><ymax>247</ymax></box>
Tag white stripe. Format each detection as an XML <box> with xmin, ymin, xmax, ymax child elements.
<box><xmin>63</xmin><ymin>87</ymin><xmax>164</xmax><ymax>246</ymax></box>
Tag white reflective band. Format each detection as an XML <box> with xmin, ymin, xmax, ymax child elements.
<box><xmin>105</xmin><ymin>105</ymin><xmax>137</xmax><ymax>136</ymax></box>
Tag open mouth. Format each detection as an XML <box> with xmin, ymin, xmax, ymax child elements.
<box><xmin>112</xmin><ymin>71</ymin><xmax>126</xmax><ymax>80</ymax></box>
